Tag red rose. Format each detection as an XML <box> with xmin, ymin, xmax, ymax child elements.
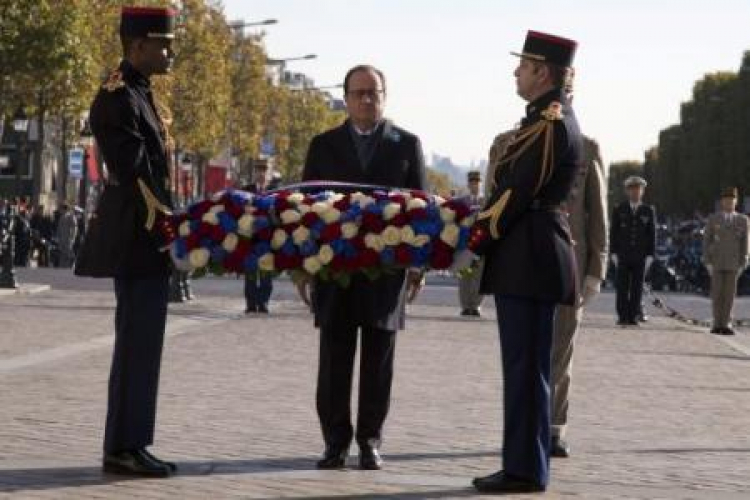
<box><xmin>301</xmin><ymin>212</ymin><xmax>319</xmax><ymax>226</ymax></box>
<box><xmin>223</xmin><ymin>200</ymin><xmax>244</xmax><ymax>218</ymax></box>
<box><xmin>185</xmin><ymin>233</ymin><xmax>200</xmax><ymax>249</ymax></box>
<box><xmin>362</xmin><ymin>212</ymin><xmax>385</xmax><ymax>232</ymax></box>
<box><xmin>208</xmin><ymin>225</ymin><xmax>225</xmax><ymax>242</ymax></box>
<box><xmin>190</xmin><ymin>200</ymin><xmax>213</xmax><ymax>218</ymax></box>
<box><xmin>320</xmin><ymin>223</ymin><xmax>342</xmax><ymax>242</ymax></box>
<box><xmin>224</xmin><ymin>251</ymin><xmax>244</xmax><ymax>273</ymax></box>
<box><xmin>331</xmin><ymin>255</ymin><xmax>346</xmax><ymax>271</ymax></box>
<box><xmin>430</xmin><ymin>249</ymin><xmax>452</xmax><ymax>269</ymax></box>
<box><xmin>196</xmin><ymin>221</ymin><xmax>212</xmax><ymax>237</ymax></box>
<box><xmin>407</xmin><ymin>208</ymin><xmax>429</xmax><ymax>221</ymax></box>
<box><xmin>395</xmin><ymin>244</ymin><xmax>412</xmax><ymax>266</ymax></box>
<box><xmin>275</xmin><ymin>196</ymin><xmax>291</xmax><ymax>213</ymax></box>
<box><xmin>361</xmin><ymin>249</ymin><xmax>380</xmax><ymax>267</ymax></box>
<box><xmin>256</xmin><ymin>227</ymin><xmax>273</xmax><ymax>241</ymax></box>
<box><xmin>388</xmin><ymin>193</ymin><xmax>407</xmax><ymax>206</ymax></box>
<box><xmin>351</xmin><ymin>235</ymin><xmax>367</xmax><ymax>251</ymax></box>
<box><xmin>391</xmin><ymin>213</ymin><xmax>408</xmax><ymax>227</ymax></box>
<box><xmin>333</xmin><ymin>198</ymin><xmax>351</xmax><ymax>211</ymax></box>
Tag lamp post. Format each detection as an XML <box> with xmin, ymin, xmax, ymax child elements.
<box><xmin>266</xmin><ymin>54</ymin><xmax>317</xmax><ymax>87</ymax></box>
<box><xmin>79</xmin><ymin>119</ymin><xmax>94</xmax><ymax>216</ymax></box>
<box><xmin>12</xmin><ymin>105</ymin><xmax>29</xmax><ymax>201</ymax></box>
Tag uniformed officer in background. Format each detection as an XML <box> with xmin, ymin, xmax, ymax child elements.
<box><xmin>702</xmin><ymin>187</ymin><xmax>750</xmax><ymax>335</ymax></box>
<box><xmin>457</xmin><ymin>170</ymin><xmax>485</xmax><ymax>317</ymax></box>
<box><xmin>456</xmin><ymin>30</ymin><xmax>582</xmax><ymax>494</ymax></box>
<box><xmin>75</xmin><ymin>6</ymin><xmax>178</xmax><ymax>477</ymax></box>
<box><xmin>242</xmin><ymin>161</ymin><xmax>274</xmax><ymax>313</ymax></box>
<box><xmin>610</xmin><ymin>176</ymin><xmax>656</xmax><ymax>326</ymax></box>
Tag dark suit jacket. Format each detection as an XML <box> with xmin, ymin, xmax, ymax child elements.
<box><xmin>75</xmin><ymin>60</ymin><xmax>173</xmax><ymax>278</ymax></box>
<box><xmin>302</xmin><ymin>119</ymin><xmax>426</xmax><ymax>330</ymax></box>
<box><xmin>476</xmin><ymin>88</ymin><xmax>582</xmax><ymax>306</ymax></box>
<box><xmin>609</xmin><ymin>201</ymin><xmax>656</xmax><ymax>263</ymax></box>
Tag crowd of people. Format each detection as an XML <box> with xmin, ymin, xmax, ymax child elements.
<box><xmin>0</xmin><ymin>197</ymin><xmax>83</xmax><ymax>269</ymax></box>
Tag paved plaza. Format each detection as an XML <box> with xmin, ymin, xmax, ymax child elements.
<box><xmin>1</xmin><ymin>268</ymin><xmax>749</xmax><ymax>499</ymax></box>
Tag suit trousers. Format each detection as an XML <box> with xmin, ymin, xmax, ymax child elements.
<box><xmin>550</xmin><ymin>303</ymin><xmax>583</xmax><ymax>438</ymax></box>
<box><xmin>316</xmin><ymin>324</ymin><xmax>396</xmax><ymax>450</ymax></box>
<box><xmin>245</xmin><ymin>273</ymin><xmax>273</xmax><ymax>309</ymax></box>
<box><xmin>495</xmin><ymin>295</ymin><xmax>556</xmax><ymax>487</ymax></box>
<box><xmin>615</xmin><ymin>259</ymin><xmax>645</xmax><ymax>322</ymax></box>
<box><xmin>458</xmin><ymin>260</ymin><xmax>485</xmax><ymax>310</ymax></box>
<box><xmin>711</xmin><ymin>270</ymin><xmax>739</xmax><ymax>329</ymax></box>
<box><xmin>104</xmin><ymin>276</ymin><xmax>169</xmax><ymax>453</ymax></box>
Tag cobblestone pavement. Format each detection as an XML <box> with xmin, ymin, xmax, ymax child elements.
<box><xmin>1</xmin><ymin>269</ymin><xmax>749</xmax><ymax>499</ymax></box>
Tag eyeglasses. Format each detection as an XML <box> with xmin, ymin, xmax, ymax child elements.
<box><xmin>346</xmin><ymin>89</ymin><xmax>385</xmax><ymax>100</ymax></box>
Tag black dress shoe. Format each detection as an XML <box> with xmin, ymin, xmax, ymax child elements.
<box><xmin>551</xmin><ymin>436</ymin><xmax>570</xmax><ymax>458</ymax></box>
<box><xmin>359</xmin><ymin>445</ymin><xmax>383</xmax><ymax>470</ymax></box>
<box><xmin>245</xmin><ymin>305</ymin><xmax>257</xmax><ymax>314</ymax></box>
<box><xmin>710</xmin><ymin>327</ymin><xmax>721</xmax><ymax>334</ymax></box>
<box><xmin>141</xmin><ymin>448</ymin><xmax>177</xmax><ymax>472</ymax></box>
<box><xmin>470</xmin><ymin>309</ymin><xmax>482</xmax><ymax>317</ymax></box>
<box><xmin>722</xmin><ymin>327</ymin><xmax>736</xmax><ymax>335</ymax></box>
<box><xmin>460</xmin><ymin>309</ymin><xmax>472</xmax><ymax>316</ymax></box>
<box><xmin>316</xmin><ymin>447</ymin><xmax>348</xmax><ymax>469</ymax></box>
<box><xmin>257</xmin><ymin>304</ymin><xmax>269</xmax><ymax>314</ymax></box>
<box><xmin>472</xmin><ymin>470</ymin><xmax>545</xmax><ymax>494</ymax></box>
<box><xmin>103</xmin><ymin>449</ymin><xmax>172</xmax><ymax>477</ymax></box>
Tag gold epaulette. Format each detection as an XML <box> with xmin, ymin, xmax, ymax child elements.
<box><xmin>541</xmin><ymin>101</ymin><xmax>564</xmax><ymax>121</ymax></box>
<box><xmin>137</xmin><ymin>179</ymin><xmax>172</xmax><ymax>231</ymax></box>
<box><xmin>102</xmin><ymin>70</ymin><xmax>125</xmax><ymax>92</ymax></box>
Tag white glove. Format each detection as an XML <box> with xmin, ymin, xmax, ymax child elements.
<box><xmin>580</xmin><ymin>275</ymin><xmax>601</xmax><ymax>307</ymax></box>
<box><xmin>451</xmin><ymin>249</ymin><xmax>479</xmax><ymax>273</ymax></box>
<box><xmin>645</xmin><ymin>256</ymin><xmax>654</xmax><ymax>270</ymax></box>
<box><xmin>611</xmin><ymin>254</ymin><xmax>619</xmax><ymax>267</ymax></box>
<box><xmin>706</xmin><ymin>264</ymin><xmax>713</xmax><ymax>276</ymax></box>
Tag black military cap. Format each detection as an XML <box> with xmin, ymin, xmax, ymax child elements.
<box><xmin>512</xmin><ymin>30</ymin><xmax>577</xmax><ymax>68</ymax></box>
<box><xmin>467</xmin><ymin>170</ymin><xmax>481</xmax><ymax>182</ymax></box>
<box><xmin>120</xmin><ymin>6</ymin><xmax>176</xmax><ymax>40</ymax></box>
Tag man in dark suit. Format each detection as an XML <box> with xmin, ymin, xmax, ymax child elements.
<box><xmin>299</xmin><ymin>65</ymin><xmax>426</xmax><ymax>470</ymax></box>
<box><xmin>455</xmin><ymin>31</ymin><xmax>582</xmax><ymax>493</ymax></box>
<box><xmin>242</xmin><ymin>161</ymin><xmax>273</xmax><ymax>313</ymax></box>
<box><xmin>610</xmin><ymin>176</ymin><xmax>656</xmax><ymax>326</ymax></box>
<box><xmin>74</xmin><ymin>6</ymin><xmax>177</xmax><ymax>477</ymax></box>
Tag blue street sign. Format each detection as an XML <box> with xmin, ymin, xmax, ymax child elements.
<box><xmin>69</xmin><ymin>148</ymin><xmax>84</xmax><ymax>179</ymax></box>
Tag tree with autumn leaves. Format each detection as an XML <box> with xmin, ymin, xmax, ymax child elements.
<box><xmin>0</xmin><ymin>0</ymin><xmax>344</xmax><ymax>203</ymax></box>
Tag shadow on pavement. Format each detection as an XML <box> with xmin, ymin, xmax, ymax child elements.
<box><xmin>264</xmin><ymin>490</ymin><xmax>478</xmax><ymax>499</ymax></box>
<box><xmin>0</xmin><ymin>450</ymin><xmax>497</xmax><ymax>493</ymax></box>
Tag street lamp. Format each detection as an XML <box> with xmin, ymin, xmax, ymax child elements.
<box><xmin>266</xmin><ymin>54</ymin><xmax>317</xmax><ymax>65</ymax></box>
<box><xmin>12</xmin><ymin>105</ymin><xmax>29</xmax><ymax>201</ymax></box>
<box><xmin>79</xmin><ymin>119</ymin><xmax>94</xmax><ymax>215</ymax></box>
<box><xmin>229</xmin><ymin>19</ymin><xmax>278</xmax><ymax>30</ymax></box>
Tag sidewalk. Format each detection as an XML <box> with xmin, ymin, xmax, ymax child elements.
<box><xmin>1</xmin><ymin>272</ymin><xmax>749</xmax><ymax>499</ymax></box>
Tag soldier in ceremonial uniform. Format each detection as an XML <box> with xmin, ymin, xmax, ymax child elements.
<box><xmin>242</xmin><ymin>161</ymin><xmax>274</xmax><ymax>313</ymax></box>
<box><xmin>610</xmin><ymin>176</ymin><xmax>656</xmax><ymax>326</ymax></box>
<box><xmin>702</xmin><ymin>187</ymin><xmax>750</xmax><ymax>335</ymax></box>
<box><xmin>457</xmin><ymin>170</ymin><xmax>485</xmax><ymax>316</ymax></box>
<box><xmin>74</xmin><ymin>6</ymin><xmax>177</xmax><ymax>477</ymax></box>
<box><xmin>456</xmin><ymin>30</ymin><xmax>582</xmax><ymax>494</ymax></box>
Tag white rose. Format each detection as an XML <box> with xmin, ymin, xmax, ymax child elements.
<box><xmin>341</xmin><ymin>222</ymin><xmax>359</xmax><ymax>239</ymax></box>
<box><xmin>298</xmin><ymin>204</ymin><xmax>311</xmax><ymax>214</ymax></box>
<box><xmin>352</xmin><ymin>193</ymin><xmax>375</xmax><ymax>208</ymax></box>
<box><xmin>383</xmin><ymin>203</ymin><xmax>401</xmax><ymax>221</ymax></box>
<box><xmin>292</xmin><ymin>226</ymin><xmax>311</xmax><ymax>245</ymax></box>
<box><xmin>288</xmin><ymin>192</ymin><xmax>305</xmax><ymax>205</ymax></box>
<box><xmin>382</xmin><ymin>226</ymin><xmax>402</xmax><ymax>246</ymax></box>
<box><xmin>413</xmin><ymin>234</ymin><xmax>431</xmax><ymax>247</ymax></box>
<box><xmin>178</xmin><ymin>221</ymin><xmax>191</xmax><ymax>237</ymax></box>
<box><xmin>271</xmin><ymin>229</ymin><xmax>288</xmax><ymax>250</ymax></box>
<box><xmin>303</xmin><ymin>256</ymin><xmax>322</xmax><ymax>275</ymax></box>
<box><xmin>202</xmin><ymin>211</ymin><xmax>219</xmax><ymax>225</ymax></box>
<box><xmin>331</xmin><ymin>193</ymin><xmax>345</xmax><ymax>202</ymax></box>
<box><xmin>434</xmin><ymin>195</ymin><xmax>446</xmax><ymax>204</ymax></box>
<box><xmin>258</xmin><ymin>253</ymin><xmax>275</xmax><ymax>272</ymax></box>
<box><xmin>188</xmin><ymin>248</ymin><xmax>210</xmax><ymax>269</ymax></box>
<box><xmin>440</xmin><ymin>224</ymin><xmax>460</xmax><ymax>247</ymax></box>
<box><xmin>209</xmin><ymin>204</ymin><xmax>225</xmax><ymax>214</ymax></box>
<box><xmin>407</xmin><ymin>198</ymin><xmax>427</xmax><ymax>210</ymax></box>
<box><xmin>318</xmin><ymin>244</ymin><xmax>335</xmax><ymax>265</ymax></box>
<box><xmin>244</xmin><ymin>205</ymin><xmax>256</xmax><ymax>214</ymax></box>
<box><xmin>312</xmin><ymin>202</ymin><xmax>330</xmax><ymax>215</ymax></box>
<box><xmin>321</xmin><ymin>207</ymin><xmax>342</xmax><ymax>224</ymax></box>
<box><xmin>364</xmin><ymin>233</ymin><xmax>385</xmax><ymax>252</ymax></box>
<box><xmin>440</xmin><ymin>207</ymin><xmax>456</xmax><ymax>223</ymax></box>
<box><xmin>280</xmin><ymin>209</ymin><xmax>301</xmax><ymax>225</ymax></box>
<box><xmin>222</xmin><ymin>233</ymin><xmax>239</xmax><ymax>252</ymax></box>
<box><xmin>237</xmin><ymin>214</ymin><xmax>255</xmax><ymax>237</ymax></box>
<box><xmin>400</xmin><ymin>226</ymin><xmax>416</xmax><ymax>245</ymax></box>
<box><xmin>170</xmin><ymin>244</ymin><xmax>194</xmax><ymax>272</ymax></box>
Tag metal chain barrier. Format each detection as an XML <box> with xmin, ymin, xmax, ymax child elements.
<box><xmin>643</xmin><ymin>283</ymin><xmax>750</xmax><ymax>328</ymax></box>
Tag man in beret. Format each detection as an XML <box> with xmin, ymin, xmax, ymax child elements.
<box><xmin>610</xmin><ymin>176</ymin><xmax>656</xmax><ymax>326</ymax></box>
<box><xmin>76</xmin><ymin>6</ymin><xmax>177</xmax><ymax>477</ymax></box>
<box><xmin>702</xmin><ymin>187</ymin><xmax>750</xmax><ymax>335</ymax></box>
<box><xmin>457</xmin><ymin>30</ymin><xmax>583</xmax><ymax>493</ymax></box>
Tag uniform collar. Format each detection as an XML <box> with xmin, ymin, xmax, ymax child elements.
<box><xmin>119</xmin><ymin>59</ymin><xmax>151</xmax><ymax>89</ymax></box>
<box><xmin>525</xmin><ymin>87</ymin><xmax>568</xmax><ymax>121</ymax></box>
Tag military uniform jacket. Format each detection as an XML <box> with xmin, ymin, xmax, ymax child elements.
<box><xmin>609</xmin><ymin>201</ymin><xmax>656</xmax><ymax>263</ymax></box>
<box><xmin>474</xmin><ymin>88</ymin><xmax>583</xmax><ymax>306</ymax></box>
<box><xmin>303</xmin><ymin>119</ymin><xmax>426</xmax><ymax>330</ymax></box>
<box><xmin>75</xmin><ymin>60</ymin><xmax>173</xmax><ymax>278</ymax></box>
<box><xmin>702</xmin><ymin>211</ymin><xmax>750</xmax><ymax>271</ymax></box>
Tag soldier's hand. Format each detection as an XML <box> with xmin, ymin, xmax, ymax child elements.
<box><xmin>407</xmin><ymin>269</ymin><xmax>426</xmax><ymax>304</ymax></box>
<box><xmin>580</xmin><ymin>275</ymin><xmax>602</xmax><ymax>307</ymax></box>
<box><xmin>611</xmin><ymin>254</ymin><xmax>619</xmax><ymax>267</ymax></box>
<box><xmin>706</xmin><ymin>264</ymin><xmax>713</xmax><ymax>276</ymax></box>
<box><xmin>291</xmin><ymin>271</ymin><xmax>312</xmax><ymax>307</ymax></box>
<box><xmin>645</xmin><ymin>256</ymin><xmax>654</xmax><ymax>270</ymax></box>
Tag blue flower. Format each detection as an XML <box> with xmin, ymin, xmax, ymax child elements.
<box><xmin>218</xmin><ymin>212</ymin><xmax>237</xmax><ymax>232</ymax></box>
<box><xmin>254</xmin><ymin>242</ymin><xmax>271</xmax><ymax>256</ymax></box>
<box><xmin>300</xmin><ymin>240</ymin><xmax>319</xmax><ymax>257</ymax></box>
<box><xmin>458</xmin><ymin>227</ymin><xmax>470</xmax><ymax>249</ymax></box>
<box><xmin>254</xmin><ymin>216</ymin><xmax>271</xmax><ymax>231</ymax></box>
<box><xmin>341</xmin><ymin>241</ymin><xmax>357</xmax><ymax>258</ymax></box>
<box><xmin>174</xmin><ymin>238</ymin><xmax>187</xmax><ymax>259</ymax></box>
<box><xmin>210</xmin><ymin>247</ymin><xmax>227</xmax><ymax>264</ymax></box>
<box><xmin>330</xmin><ymin>239</ymin><xmax>346</xmax><ymax>255</ymax></box>
<box><xmin>189</xmin><ymin>219</ymin><xmax>200</xmax><ymax>232</ymax></box>
<box><xmin>281</xmin><ymin>239</ymin><xmax>297</xmax><ymax>256</ymax></box>
<box><xmin>244</xmin><ymin>255</ymin><xmax>258</xmax><ymax>272</ymax></box>
<box><xmin>254</xmin><ymin>196</ymin><xmax>274</xmax><ymax>211</ymax></box>
<box><xmin>381</xmin><ymin>247</ymin><xmax>395</xmax><ymax>265</ymax></box>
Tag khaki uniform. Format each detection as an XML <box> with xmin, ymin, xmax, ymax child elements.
<box><xmin>491</xmin><ymin>131</ymin><xmax>608</xmax><ymax>438</ymax></box>
<box><xmin>702</xmin><ymin>212</ymin><xmax>750</xmax><ymax>329</ymax></box>
<box><xmin>458</xmin><ymin>193</ymin><xmax>485</xmax><ymax>310</ymax></box>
